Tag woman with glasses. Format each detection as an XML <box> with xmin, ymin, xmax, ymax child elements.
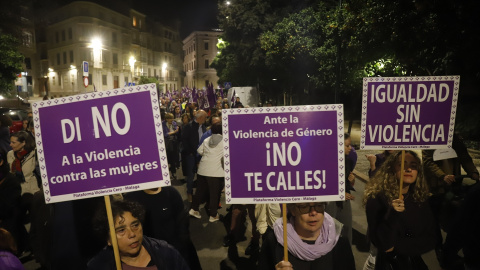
<box><xmin>258</xmin><ymin>202</ymin><xmax>355</xmax><ymax>270</ymax></box>
<box><xmin>363</xmin><ymin>151</ymin><xmax>435</xmax><ymax>270</ymax></box>
<box><xmin>88</xmin><ymin>199</ymin><xmax>190</xmax><ymax>270</ymax></box>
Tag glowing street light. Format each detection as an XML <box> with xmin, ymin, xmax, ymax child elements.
<box><xmin>89</xmin><ymin>37</ymin><xmax>103</xmax><ymax>67</ymax></box>
<box><xmin>162</xmin><ymin>63</ymin><xmax>167</xmax><ymax>92</ymax></box>
<box><xmin>129</xmin><ymin>56</ymin><xmax>136</xmax><ymax>74</ymax></box>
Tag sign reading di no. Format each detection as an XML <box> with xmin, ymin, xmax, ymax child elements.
<box><xmin>360</xmin><ymin>76</ymin><xmax>460</xmax><ymax>150</ymax></box>
<box><xmin>33</xmin><ymin>84</ymin><xmax>170</xmax><ymax>203</ymax></box>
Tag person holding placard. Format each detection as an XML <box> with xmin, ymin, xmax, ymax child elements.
<box><xmin>258</xmin><ymin>202</ymin><xmax>355</xmax><ymax>270</ymax></box>
<box><xmin>87</xmin><ymin>199</ymin><xmax>190</xmax><ymax>270</ymax></box>
<box><xmin>364</xmin><ymin>151</ymin><xmax>435</xmax><ymax>270</ymax></box>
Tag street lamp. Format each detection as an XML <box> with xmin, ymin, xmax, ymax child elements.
<box><xmin>89</xmin><ymin>37</ymin><xmax>103</xmax><ymax>68</ymax></box>
<box><xmin>129</xmin><ymin>56</ymin><xmax>136</xmax><ymax>80</ymax></box>
<box><xmin>162</xmin><ymin>62</ymin><xmax>167</xmax><ymax>92</ymax></box>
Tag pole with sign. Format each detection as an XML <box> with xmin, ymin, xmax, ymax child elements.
<box><xmin>83</xmin><ymin>61</ymin><xmax>89</xmax><ymax>88</ymax></box>
<box><xmin>223</xmin><ymin>104</ymin><xmax>345</xmax><ymax>261</ymax></box>
<box><xmin>360</xmin><ymin>76</ymin><xmax>460</xmax><ymax>197</ymax></box>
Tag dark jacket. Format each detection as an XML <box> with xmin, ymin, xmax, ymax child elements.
<box><xmin>181</xmin><ymin>120</ymin><xmax>206</xmax><ymax>155</ymax></box>
<box><xmin>258</xmin><ymin>229</ymin><xmax>355</xmax><ymax>270</ymax></box>
<box><xmin>366</xmin><ymin>190</ymin><xmax>435</xmax><ymax>256</ymax></box>
<box><xmin>87</xmin><ymin>236</ymin><xmax>190</xmax><ymax>270</ymax></box>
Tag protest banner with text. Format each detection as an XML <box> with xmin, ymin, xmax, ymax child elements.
<box><xmin>223</xmin><ymin>105</ymin><xmax>345</xmax><ymax>204</ymax></box>
<box><xmin>33</xmin><ymin>84</ymin><xmax>170</xmax><ymax>203</ymax></box>
<box><xmin>360</xmin><ymin>76</ymin><xmax>459</xmax><ymax>150</ymax></box>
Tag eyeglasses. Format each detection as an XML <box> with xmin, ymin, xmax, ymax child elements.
<box><xmin>295</xmin><ymin>203</ymin><xmax>326</xmax><ymax>214</ymax></box>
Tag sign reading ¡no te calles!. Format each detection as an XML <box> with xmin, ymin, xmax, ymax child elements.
<box><xmin>33</xmin><ymin>84</ymin><xmax>170</xmax><ymax>203</ymax></box>
<box><xmin>360</xmin><ymin>76</ymin><xmax>460</xmax><ymax>150</ymax></box>
<box><xmin>223</xmin><ymin>105</ymin><xmax>346</xmax><ymax>204</ymax></box>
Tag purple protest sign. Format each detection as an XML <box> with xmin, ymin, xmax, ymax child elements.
<box><xmin>223</xmin><ymin>105</ymin><xmax>345</xmax><ymax>204</ymax></box>
<box><xmin>360</xmin><ymin>76</ymin><xmax>460</xmax><ymax>150</ymax></box>
<box><xmin>32</xmin><ymin>84</ymin><xmax>170</xmax><ymax>203</ymax></box>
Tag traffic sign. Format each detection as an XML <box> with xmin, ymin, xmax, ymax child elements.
<box><xmin>224</xmin><ymin>82</ymin><xmax>232</xmax><ymax>89</ymax></box>
<box><xmin>83</xmin><ymin>76</ymin><xmax>89</xmax><ymax>87</ymax></box>
<box><xmin>82</xmin><ymin>61</ymin><xmax>89</xmax><ymax>77</ymax></box>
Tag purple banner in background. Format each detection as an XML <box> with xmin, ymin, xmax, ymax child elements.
<box><xmin>223</xmin><ymin>105</ymin><xmax>345</xmax><ymax>204</ymax></box>
<box><xmin>360</xmin><ymin>76</ymin><xmax>459</xmax><ymax>150</ymax></box>
<box><xmin>33</xmin><ymin>84</ymin><xmax>170</xmax><ymax>203</ymax></box>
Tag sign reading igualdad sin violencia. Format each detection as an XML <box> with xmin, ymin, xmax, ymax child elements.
<box><xmin>360</xmin><ymin>76</ymin><xmax>459</xmax><ymax>150</ymax></box>
<box><xmin>223</xmin><ymin>105</ymin><xmax>345</xmax><ymax>204</ymax></box>
<box><xmin>33</xmin><ymin>84</ymin><xmax>170</xmax><ymax>203</ymax></box>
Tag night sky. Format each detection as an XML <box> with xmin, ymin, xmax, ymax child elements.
<box><xmin>53</xmin><ymin>0</ymin><xmax>219</xmax><ymax>38</ymax></box>
<box><xmin>134</xmin><ymin>0</ymin><xmax>219</xmax><ymax>37</ymax></box>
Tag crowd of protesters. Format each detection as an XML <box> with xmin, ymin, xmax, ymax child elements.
<box><xmin>0</xmin><ymin>90</ymin><xmax>479</xmax><ymax>270</ymax></box>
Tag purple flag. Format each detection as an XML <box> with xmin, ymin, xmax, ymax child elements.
<box><xmin>207</xmin><ymin>83</ymin><xmax>216</xmax><ymax>109</ymax></box>
<box><xmin>231</xmin><ymin>89</ymin><xmax>236</xmax><ymax>107</ymax></box>
<box><xmin>192</xmin><ymin>87</ymin><xmax>197</xmax><ymax>103</ymax></box>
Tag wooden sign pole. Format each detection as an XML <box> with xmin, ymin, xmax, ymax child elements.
<box><xmin>398</xmin><ymin>150</ymin><xmax>405</xmax><ymax>199</ymax></box>
<box><xmin>104</xmin><ymin>195</ymin><xmax>122</xmax><ymax>270</ymax></box>
<box><xmin>282</xmin><ymin>203</ymin><xmax>288</xmax><ymax>262</ymax></box>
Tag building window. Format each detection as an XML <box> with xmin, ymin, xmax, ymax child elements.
<box><xmin>55</xmin><ymin>32</ymin><xmax>59</xmax><ymax>43</ymax></box>
<box><xmin>205</xmin><ymin>59</ymin><xmax>209</xmax><ymax>69</ymax></box>
<box><xmin>69</xmin><ymin>51</ymin><xmax>74</xmax><ymax>63</ymax></box>
<box><xmin>63</xmin><ymin>52</ymin><xmax>67</xmax><ymax>64</ymax></box>
<box><xmin>204</xmin><ymin>42</ymin><xmax>209</xmax><ymax>50</ymax></box>
<box><xmin>61</xmin><ymin>30</ymin><xmax>65</xmax><ymax>41</ymax></box>
<box><xmin>113</xmin><ymin>53</ymin><xmax>118</xmax><ymax>65</ymax></box>
<box><xmin>56</xmin><ymin>53</ymin><xmax>60</xmax><ymax>65</ymax></box>
<box><xmin>22</xmin><ymin>31</ymin><xmax>33</xmax><ymax>47</ymax></box>
<box><xmin>125</xmin><ymin>76</ymin><xmax>128</xmax><ymax>83</ymax></box>
<box><xmin>88</xmin><ymin>74</ymin><xmax>92</xmax><ymax>86</ymax></box>
<box><xmin>154</xmin><ymin>69</ymin><xmax>157</xmax><ymax>77</ymax></box>
<box><xmin>25</xmin><ymin>58</ymin><xmax>31</xmax><ymax>69</ymax></box>
<box><xmin>68</xmin><ymin>28</ymin><xmax>72</xmax><ymax>39</ymax></box>
<box><xmin>102</xmin><ymin>75</ymin><xmax>107</xmax><ymax>85</ymax></box>
<box><xmin>132</xmin><ymin>16</ymin><xmax>137</xmax><ymax>27</ymax></box>
<box><xmin>112</xmin><ymin>32</ymin><xmax>117</xmax><ymax>43</ymax></box>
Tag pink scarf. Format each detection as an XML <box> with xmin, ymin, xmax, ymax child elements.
<box><xmin>273</xmin><ymin>212</ymin><xmax>339</xmax><ymax>261</ymax></box>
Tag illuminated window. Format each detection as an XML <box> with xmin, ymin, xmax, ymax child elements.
<box><xmin>132</xmin><ymin>16</ymin><xmax>137</xmax><ymax>27</ymax></box>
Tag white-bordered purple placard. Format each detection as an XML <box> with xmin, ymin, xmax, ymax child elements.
<box><xmin>32</xmin><ymin>83</ymin><xmax>170</xmax><ymax>203</ymax></box>
<box><xmin>360</xmin><ymin>76</ymin><xmax>460</xmax><ymax>150</ymax></box>
<box><xmin>222</xmin><ymin>105</ymin><xmax>345</xmax><ymax>204</ymax></box>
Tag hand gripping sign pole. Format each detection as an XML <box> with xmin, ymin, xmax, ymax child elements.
<box><xmin>105</xmin><ymin>195</ymin><xmax>122</xmax><ymax>270</ymax></box>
